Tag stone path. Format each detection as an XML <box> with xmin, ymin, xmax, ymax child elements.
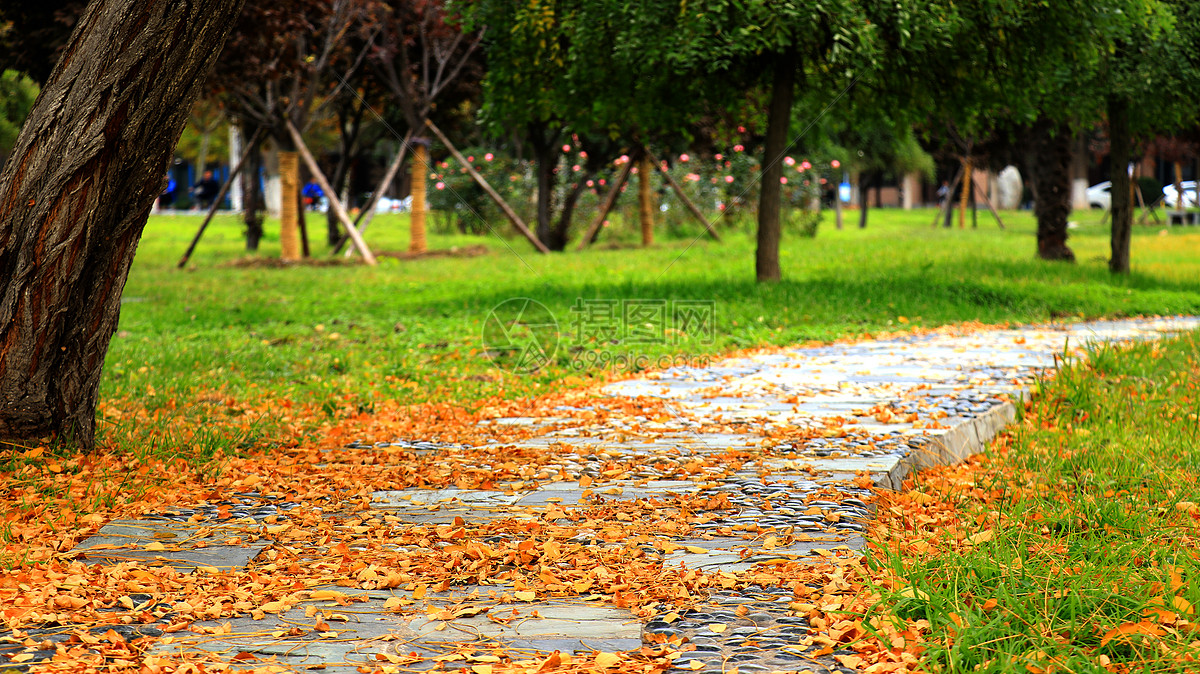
<box><xmin>6</xmin><ymin>317</ymin><xmax>1198</xmax><ymax>673</ymax></box>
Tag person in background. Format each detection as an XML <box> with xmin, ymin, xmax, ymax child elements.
<box><xmin>191</xmin><ymin>169</ymin><xmax>220</xmax><ymax>210</ymax></box>
<box><xmin>302</xmin><ymin>179</ymin><xmax>324</xmax><ymax>210</ymax></box>
<box><xmin>157</xmin><ymin>173</ymin><xmax>177</xmax><ymax>211</ymax></box>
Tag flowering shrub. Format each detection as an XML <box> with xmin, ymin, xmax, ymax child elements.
<box><xmin>423</xmin><ymin>141</ymin><xmax>839</xmax><ymax>242</ymax></box>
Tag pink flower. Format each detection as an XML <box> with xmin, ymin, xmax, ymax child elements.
<box><xmin>714</xmin><ymin>153</ymin><xmax>724</xmax><ymax>161</ymax></box>
<box><xmin>680</xmin><ymin>153</ymin><xmax>690</xmax><ymax>162</ymax></box>
<box><xmin>602</xmin><ymin>219</ymin><xmax>610</xmax><ymax>227</ymax></box>
<box><xmin>573</xmin><ymin>164</ymin><xmax>581</xmax><ymax>172</ymax></box>
<box><xmin>733</xmin><ymin>144</ymin><xmax>744</xmax><ymax>152</ymax></box>
<box><xmin>686</xmin><ymin>173</ymin><xmax>700</xmax><ymax>182</ymax></box>
<box><xmin>819</xmin><ymin>178</ymin><xmax>827</xmax><ymax>184</ymax></box>
<box><xmin>803</xmin><ymin>180</ymin><xmax>810</xmax><ymax>186</ymax></box>
<box><xmin>718</xmin><ymin>203</ymin><xmax>727</xmax><ymax>211</ymax></box>
<box><xmin>831</xmin><ymin>159</ymin><xmax>841</xmax><ymax>168</ymax></box>
<box><xmin>631</xmin><ymin>167</ymin><xmax>639</xmax><ymax>174</ymax></box>
<box><xmin>737</xmin><ymin>126</ymin><xmax>746</xmax><ymax>133</ymax></box>
<box><xmin>724</xmin><ymin>175</ymin><xmax>734</xmax><ymax>183</ymax></box>
<box><xmin>784</xmin><ymin>157</ymin><xmax>795</xmax><ymax>166</ymax></box>
<box><xmin>599</xmin><ymin>179</ymin><xmax>606</xmax><ymax>185</ymax></box>
<box><xmin>587</xmin><ymin>180</ymin><xmax>594</xmax><ymax>187</ymax></box>
<box><xmin>618</xmin><ymin>154</ymin><xmax>629</xmax><ymax>164</ymax></box>
<box><xmin>710</xmin><ymin>177</ymin><xmax>718</xmax><ymax>184</ymax></box>
<box><xmin>484</xmin><ymin>153</ymin><xmax>494</xmax><ymax>161</ymax></box>
<box><xmin>800</xmin><ymin>161</ymin><xmax>812</xmax><ymax>170</ymax></box>
<box><xmin>509</xmin><ymin>175</ymin><xmax>518</xmax><ymax>182</ymax></box>
<box><xmin>435</xmin><ymin>182</ymin><xmax>445</xmax><ymax>190</ymax></box>
<box><xmin>780</xmin><ymin>177</ymin><xmax>788</xmax><ymax>184</ymax></box>
<box><xmin>562</xmin><ymin>144</ymin><xmax>571</xmax><ymax>153</ymax></box>
<box><xmin>725</xmin><ymin>161</ymin><xmax>732</xmax><ymax>169</ymax></box>
<box><xmin>467</xmin><ymin>155</ymin><xmax>474</xmax><ymax>162</ymax></box>
<box><xmin>579</xmin><ymin>151</ymin><xmax>588</xmax><ymax>158</ymax></box>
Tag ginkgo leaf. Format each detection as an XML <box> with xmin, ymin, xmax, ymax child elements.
<box><xmin>514</xmin><ymin>590</ymin><xmax>537</xmax><ymax>601</ymax></box>
<box><xmin>708</xmin><ymin>623</ymin><xmax>727</xmax><ymax>633</ymax></box>
<box><xmin>1100</xmin><ymin>621</ymin><xmax>1165</xmax><ymax>646</ymax></box>
<box><xmin>594</xmin><ymin>652</ymin><xmax>621</xmax><ymax>668</ymax></box>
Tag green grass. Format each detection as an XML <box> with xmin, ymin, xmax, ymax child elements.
<box><xmin>871</xmin><ymin>331</ymin><xmax>1200</xmax><ymax>673</ymax></box>
<box><xmin>107</xmin><ymin>206</ymin><xmax>1200</xmax><ymax>427</ymax></box>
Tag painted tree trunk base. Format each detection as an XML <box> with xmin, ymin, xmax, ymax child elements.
<box><xmin>410</xmin><ymin>144</ymin><xmax>428</xmax><ymax>254</ymax></box>
<box><xmin>279</xmin><ymin>151</ymin><xmax>301</xmax><ymax>261</ymax></box>
<box><xmin>639</xmin><ymin>155</ymin><xmax>654</xmax><ymax>247</ymax></box>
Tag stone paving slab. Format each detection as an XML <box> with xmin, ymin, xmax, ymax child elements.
<box><xmin>32</xmin><ymin>316</ymin><xmax>1199</xmax><ymax>673</ymax></box>
<box><xmin>74</xmin><ymin>519</ymin><xmax>268</xmax><ymax>572</ymax></box>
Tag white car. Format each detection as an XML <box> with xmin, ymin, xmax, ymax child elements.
<box><xmin>1162</xmin><ymin>181</ymin><xmax>1198</xmax><ymax>208</ymax></box>
<box><xmin>1086</xmin><ymin>182</ymin><xmax>1111</xmax><ymax>210</ymax></box>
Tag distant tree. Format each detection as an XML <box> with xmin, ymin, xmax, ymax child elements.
<box><xmin>0</xmin><ymin>0</ymin><xmax>245</xmax><ymax>449</ymax></box>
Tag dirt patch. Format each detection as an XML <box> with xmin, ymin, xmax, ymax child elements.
<box><xmin>377</xmin><ymin>244</ymin><xmax>490</xmax><ymax>260</ymax></box>
<box><xmin>217</xmin><ymin>256</ymin><xmax>359</xmax><ymax>269</ymax></box>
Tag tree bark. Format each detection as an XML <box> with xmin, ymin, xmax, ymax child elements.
<box><xmin>756</xmin><ymin>47</ymin><xmax>798</xmax><ymax>282</ymax></box>
<box><xmin>0</xmin><ymin>0</ymin><xmax>246</xmax><ymax>449</ymax></box>
<box><xmin>1030</xmin><ymin>119</ymin><xmax>1076</xmax><ymax>261</ymax></box>
<box><xmin>1108</xmin><ymin>97</ymin><xmax>1132</xmax><ymax>274</ymax></box>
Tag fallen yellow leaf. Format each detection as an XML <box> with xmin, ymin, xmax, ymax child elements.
<box><xmin>594</xmin><ymin>652</ymin><xmax>621</xmax><ymax>668</ymax></box>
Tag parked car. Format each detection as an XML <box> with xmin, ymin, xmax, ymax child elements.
<box><xmin>1086</xmin><ymin>181</ymin><xmax>1111</xmax><ymax>209</ymax></box>
<box><xmin>1162</xmin><ymin>181</ymin><xmax>1198</xmax><ymax>208</ymax></box>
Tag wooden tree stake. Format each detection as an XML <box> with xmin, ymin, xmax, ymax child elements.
<box><xmin>647</xmin><ymin>151</ymin><xmax>721</xmax><ymax>241</ymax></box>
<box><xmin>425</xmin><ymin>119</ymin><xmax>550</xmax><ymax>254</ymax></box>
<box><xmin>285</xmin><ymin>120</ymin><xmax>376</xmax><ymax>265</ymax></box>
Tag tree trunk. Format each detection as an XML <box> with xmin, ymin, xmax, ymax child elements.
<box><xmin>1030</xmin><ymin>119</ymin><xmax>1075</xmax><ymax>261</ymax></box>
<box><xmin>0</xmin><ymin>0</ymin><xmax>245</xmax><ymax>449</ymax></box>
<box><xmin>756</xmin><ymin>47</ymin><xmax>798</xmax><ymax>282</ymax></box>
<box><xmin>410</xmin><ymin>143</ymin><xmax>428</xmax><ymax>253</ymax></box>
<box><xmin>529</xmin><ymin>125</ymin><xmax>559</xmax><ymax>247</ymax></box>
<box><xmin>639</xmin><ymin>154</ymin><xmax>654</xmax><ymax>246</ymax></box>
<box><xmin>858</xmin><ymin>172</ymin><xmax>872</xmax><ymax>229</ymax></box>
<box><xmin>1108</xmin><ymin>97</ymin><xmax>1132</xmax><ymax>274</ymax></box>
<box><xmin>548</xmin><ymin>171</ymin><xmax>593</xmax><ymax>251</ymax></box>
<box><xmin>243</xmin><ymin>122</ymin><xmax>265</xmax><ymax>251</ymax></box>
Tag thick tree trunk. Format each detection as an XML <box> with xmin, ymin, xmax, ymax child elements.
<box><xmin>1108</xmin><ymin>97</ymin><xmax>1132</xmax><ymax>274</ymax></box>
<box><xmin>756</xmin><ymin>47</ymin><xmax>798</xmax><ymax>282</ymax></box>
<box><xmin>1030</xmin><ymin>119</ymin><xmax>1075</xmax><ymax>261</ymax></box>
<box><xmin>0</xmin><ymin>0</ymin><xmax>245</xmax><ymax>449</ymax></box>
<box><xmin>639</xmin><ymin>155</ymin><xmax>654</xmax><ymax>246</ymax></box>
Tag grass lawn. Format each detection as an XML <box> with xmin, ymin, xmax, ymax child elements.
<box><xmin>871</xmin><ymin>328</ymin><xmax>1200</xmax><ymax>673</ymax></box>
<box><xmin>108</xmin><ymin>207</ymin><xmax>1200</xmax><ymax>425</ymax></box>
